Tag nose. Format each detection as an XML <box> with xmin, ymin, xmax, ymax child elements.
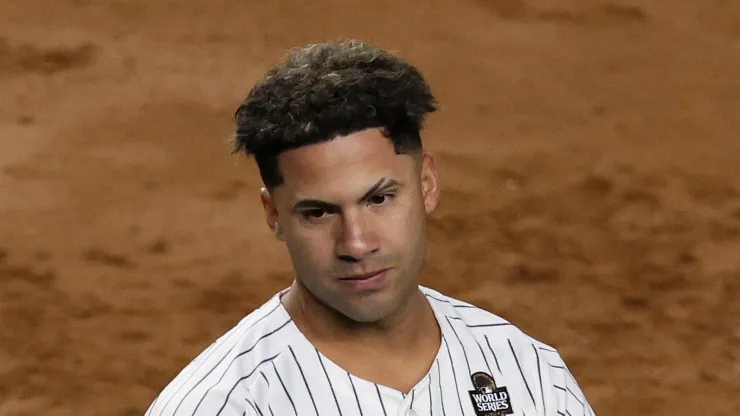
<box><xmin>335</xmin><ymin>210</ymin><xmax>380</xmax><ymax>262</ymax></box>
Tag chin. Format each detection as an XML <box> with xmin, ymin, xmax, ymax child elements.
<box><xmin>338</xmin><ymin>295</ymin><xmax>401</xmax><ymax>324</ymax></box>
<box><xmin>343</xmin><ymin>309</ymin><xmax>392</xmax><ymax>324</ymax></box>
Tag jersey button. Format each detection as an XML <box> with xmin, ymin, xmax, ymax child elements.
<box><xmin>406</xmin><ymin>410</ymin><xmax>418</xmax><ymax>416</ymax></box>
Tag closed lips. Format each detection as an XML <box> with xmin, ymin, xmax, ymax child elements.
<box><xmin>340</xmin><ymin>269</ymin><xmax>389</xmax><ymax>280</ymax></box>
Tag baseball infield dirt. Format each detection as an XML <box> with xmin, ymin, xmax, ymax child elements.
<box><xmin>1</xmin><ymin>1</ymin><xmax>739</xmax><ymax>415</ymax></box>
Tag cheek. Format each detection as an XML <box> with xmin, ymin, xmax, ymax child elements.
<box><xmin>284</xmin><ymin>228</ymin><xmax>334</xmax><ymax>270</ymax></box>
<box><xmin>385</xmin><ymin>199</ymin><xmax>425</xmax><ymax>246</ymax></box>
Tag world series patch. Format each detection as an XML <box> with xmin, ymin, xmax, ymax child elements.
<box><xmin>467</xmin><ymin>371</ymin><xmax>514</xmax><ymax>416</ymax></box>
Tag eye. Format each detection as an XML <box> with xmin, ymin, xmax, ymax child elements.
<box><xmin>302</xmin><ymin>208</ymin><xmax>328</xmax><ymax>219</ymax></box>
<box><xmin>369</xmin><ymin>193</ymin><xmax>394</xmax><ymax>205</ymax></box>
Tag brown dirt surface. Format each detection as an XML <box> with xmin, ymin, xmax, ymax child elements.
<box><xmin>2</xmin><ymin>0</ymin><xmax>739</xmax><ymax>415</ymax></box>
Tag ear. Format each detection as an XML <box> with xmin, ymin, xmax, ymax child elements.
<box><xmin>260</xmin><ymin>187</ymin><xmax>285</xmax><ymax>241</ymax></box>
<box><xmin>420</xmin><ymin>152</ymin><xmax>440</xmax><ymax>214</ymax></box>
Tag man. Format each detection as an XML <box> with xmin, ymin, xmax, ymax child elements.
<box><xmin>144</xmin><ymin>39</ymin><xmax>596</xmax><ymax>416</ymax></box>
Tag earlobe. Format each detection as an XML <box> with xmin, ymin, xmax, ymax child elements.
<box><xmin>273</xmin><ymin>220</ymin><xmax>284</xmax><ymax>241</ymax></box>
<box><xmin>260</xmin><ymin>187</ymin><xmax>284</xmax><ymax>240</ymax></box>
<box><xmin>421</xmin><ymin>153</ymin><xmax>440</xmax><ymax>214</ymax></box>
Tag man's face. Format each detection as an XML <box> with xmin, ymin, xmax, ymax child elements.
<box><xmin>261</xmin><ymin>128</ymin><xmax>440</xmax><ymax>323</ymax></box>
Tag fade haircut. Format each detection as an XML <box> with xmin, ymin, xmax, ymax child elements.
<box><xmin>232</xmin><ymin>38</ymin><xmax>438</xmax><ymax>190</ymax></box>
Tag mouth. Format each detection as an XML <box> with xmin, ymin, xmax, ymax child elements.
<box><xmin>338</xmin><ymin>268</ymin><xmax>392</xmax><ymax>291</ymax></box>
<box><xmin>340</xmin><ymin>268</ymin><xmax>391</xmax><ymax>281</ymax></box>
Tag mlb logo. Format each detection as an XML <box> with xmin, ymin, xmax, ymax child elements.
<box><xmin>480</xmin><ymin>387</ymin><xmax>493</xmax><ymax>394</ymax></box>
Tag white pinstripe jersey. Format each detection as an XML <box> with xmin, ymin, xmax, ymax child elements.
<box><xmin>145</xmin><ymin>286</ymin><xmax>596</xmax><ymax>416</ymax></box>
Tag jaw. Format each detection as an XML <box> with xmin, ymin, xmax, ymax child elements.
<box><xmin>283</xmin><ymin>268</ymin><xmax>423</xmax><ymax>333</ymax></box>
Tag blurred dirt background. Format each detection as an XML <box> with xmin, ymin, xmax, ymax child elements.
<box><xmin>1</xmin><ymin>0</ymin><xmax>740</xmax><ymax>415</ymax></box>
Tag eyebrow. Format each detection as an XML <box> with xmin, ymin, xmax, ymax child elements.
<box><xmin>291</xmin><ymin>177</ymin><xmax>400</xmax><ymax>213</ymax></box>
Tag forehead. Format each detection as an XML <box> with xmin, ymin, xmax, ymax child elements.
<box><xmin>275</xmin><ymin>128</ymin><xmax>415</xmax><ymax>200</ymax></box>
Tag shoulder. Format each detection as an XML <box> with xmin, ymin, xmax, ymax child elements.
<box><xmin>421</xmin><ymin>285</ymin><xmax>519</xmax><ymax>334</ymax></box>
<box><xmin>421</xmin><ymin>286</ymin><xmax>596</xmax><ymax>415</ymax></box>
<box><xmin>420</xmin><ymin>285</ymin><xmax>563</xmax><ymax>365</ymax></box>
<box><xmin>144</xmin><ymin>291</ymin><xmax>293</xmax><ymax>416</ymax></box>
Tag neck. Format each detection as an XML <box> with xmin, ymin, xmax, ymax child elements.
<box><xmin>281</xmin><ymin>281</ymin><xmax>437</xmax><ymax>350</ymax></box>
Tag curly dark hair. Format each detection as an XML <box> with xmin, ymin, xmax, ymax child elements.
<box><xmin>232</xmin><ymin>38</ymin><xmax>438</xmax><ymax>190</ymax></box>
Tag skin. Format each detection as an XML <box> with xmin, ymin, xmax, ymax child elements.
<box><xmin>259</xmin><ymin>127</ymin><xmax>442</xmax><ymax>391</ymax></box>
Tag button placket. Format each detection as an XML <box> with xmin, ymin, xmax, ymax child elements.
<box><xmin>396</xmin><ymin>373</ymin><xmax>431</xmax><ymax>416</ymax></box>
